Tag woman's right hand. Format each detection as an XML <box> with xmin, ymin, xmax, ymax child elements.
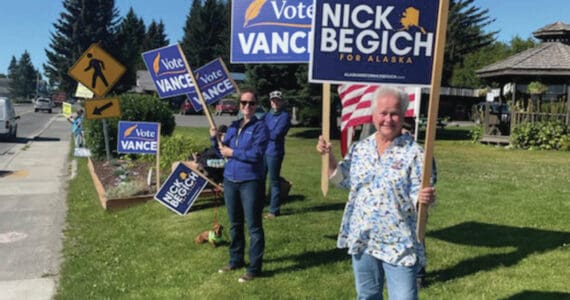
<box><xmin>209</xmin><ymin>127</ymin><xmax>217</xmax><ymax>138</ymax></box>
<box><xmin>316</xmin><ymin>135</ymin><xmax>332</xmax><ymax>155</ymax></box>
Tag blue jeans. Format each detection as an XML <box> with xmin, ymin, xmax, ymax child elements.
<box><xmin>264</xmin><ymin>155</ymin><xmax>284</xmax><ymax>215</ymax></box>
<box><xmin>352</xmin><ymin>252</ymin><xmax>419</xmax><ymax>300</ymax></box>
<box><xmin>223</xmin><ymin>179</ymin><xmax>265</xmax><ymax>275</ymax></box>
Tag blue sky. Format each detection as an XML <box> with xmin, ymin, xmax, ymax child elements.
<box><xmin>1</xmin><ymin>0</ymin><xmax>568</xmax><ymax>76</ymax></box>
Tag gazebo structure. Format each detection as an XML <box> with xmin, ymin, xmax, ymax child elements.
<box><xmin>476</xmin><ymin>21</ymin><xmax>570</xmax><ymax>143</ymax></box>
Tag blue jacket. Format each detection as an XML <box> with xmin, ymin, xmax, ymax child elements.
<box><xmin>263</xmin><ymin>109</ymin><xmax>290</xmax><ymax>156</ymax></box>
<box><xmin>212</xmin><ymin>116</ymin><xmax>268</xmax><ymax>181</ymax></box>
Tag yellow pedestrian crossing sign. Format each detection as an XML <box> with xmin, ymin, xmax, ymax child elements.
<box><xmin>68</xmin><ymin>43</ymin><xmax>126</xmax><ymax>97</ymax></box>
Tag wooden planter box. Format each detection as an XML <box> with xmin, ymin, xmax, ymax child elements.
<box><xmin>87</xmin><ymin>158</ymin><xmax>154</xmax><ymax>210</ymax></box>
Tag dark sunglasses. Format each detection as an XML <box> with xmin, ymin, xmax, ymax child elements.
<box><xmin>240</xmin><ymin>100</ymin><xmax>257</xmax><ymax>106</ymax></box>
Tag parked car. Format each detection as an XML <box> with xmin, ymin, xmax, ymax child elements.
<box><xmin>237</xmin><ymin>105</ymin><xmax>267</xmax><ymax>119</ymax></box>
<box><xmin>180</xmin><ymin>100</ymin><xmax>199</xmax><ymax>115</ymax></box>
<box><xmin>34</xmin><ymin>97</ymin><xmax>53</xmax><ymax>113</ymax></box>
<box><xmin>215</xmin><ymin>99</ymin><xmax>239</xmax><ymax>116</ymax></box>
<box><xmin>0</xmin><ymin>97</ymin><xmax>20</xmax><ymax>140</ymax></box>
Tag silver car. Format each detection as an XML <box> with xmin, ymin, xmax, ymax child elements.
<box><xmin>34</xmin><ymin>97</ymin><xmax>53</xmax><ymax>113</ymax></box>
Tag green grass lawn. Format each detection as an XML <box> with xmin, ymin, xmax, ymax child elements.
<box><xmin>57</xmin><ymin>127</ymin><xmax>570</xmax><ymax>299</ymax></box>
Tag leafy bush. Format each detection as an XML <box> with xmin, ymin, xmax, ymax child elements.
<box><xmin>84</xmin><ymin>94</ymin><xmax>175</xmax><ymax>159</ymax></box>
<box><xmin>140</xmin><ymin>134</ymin><xmax>204</xmax><ymax>170</ymax></box>
<box><xmin>469</xmin><ymin>125</ymin><xmax>483</xmax><ymax>143</ymax></box>
<box><xmin>511</xmin><ymin>120</ymin><xmax>569</xmax><ymax>150</ymax></box>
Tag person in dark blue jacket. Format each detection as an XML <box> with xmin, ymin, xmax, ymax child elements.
<box><xmin>263</xmin><ymin>90</ymin><xmax>291</xmax><ymax>219</ymax></box>
<box><xmin>211</xmin><ymin>89</ymin><xmax>269</xmax><ymax>283</ymax></box>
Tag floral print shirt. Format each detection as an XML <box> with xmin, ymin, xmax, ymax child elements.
<box><xmin>332</xmin><ymin>133</ymin><xmax>436</xmax><ymax>267</ymax></box>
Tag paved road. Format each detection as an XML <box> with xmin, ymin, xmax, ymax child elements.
<box><xmin>0</xmin><ymin>104</ymin><xmax>61</xmax><ymax>156</ymax></box>
<box><xmin>0</xmin><ymin>114</ymin><xmax>69</xmax><ymax>300</ymax></box>
<box><xmin>175</xmin><ymin>112</ymin><xmax>237</xmax><ymax>128</ymax></box>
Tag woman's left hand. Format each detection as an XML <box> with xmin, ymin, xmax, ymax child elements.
<box><xmin>219</xmin><ymin>145</ymin><xmax>233</xmax><ymax>158</ymax></box>
<box><xmin>418</xmin><ymin>187</ymin><xmax>436</xmax><ymax>205</ymax></box>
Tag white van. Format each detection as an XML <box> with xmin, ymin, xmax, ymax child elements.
<box><xmin>0</xmin><ymin>97</ymin><xmax>20</xmax><ymax>140</ymax></box>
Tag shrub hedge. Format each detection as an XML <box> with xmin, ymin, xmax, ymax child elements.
<box><xmin>510</xmin><ymin>120</ymin><xmax>569</xmax><ymax>150</ymax></box>
<box><xmin>84</xmin><ymin>94</ymin><xmax>175</xmax><ymax>159</ymax></box>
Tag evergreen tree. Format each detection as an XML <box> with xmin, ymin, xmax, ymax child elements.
<box><xmin>8</xmin><ymin>52</ymin><xmax>38</xmax><ymax>100</ymax></box>
<box><xmin>44</xmin><ymin>0</ymin><xmax>119</xmax><ymax>94</ymax></box>
<box><xmin>180</xmin><ymin>0</ymin><xmax>226</xmax><ymax>69</ymax></box>
<box><xmin>7</xmin><ymin>56</ymin><xmax>20</xmax><ymax>98</ymax></box>
<box><xmin>444</xmin><ymin>0</ymin><xmax>497</xmax><ymax>86</ymax></box>
<box><xmin>143</xmin><ymin>20</ymin><xmax>169</xmax><ymax>52</ymax></box>
<box><xmin>114</xmin><ymin>7</ymin><xmax>146</xmax><ymax>93</ymax></box>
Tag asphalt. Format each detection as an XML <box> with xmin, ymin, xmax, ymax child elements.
<box><xmin>0</xmin><ymin>115</ymin><xmax>71</xmax><ymax>300</ymax></box>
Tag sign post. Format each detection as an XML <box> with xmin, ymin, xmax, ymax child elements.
<box><xmin>68</xmin><ymin>43</ymin><xmax>126</xmax><ymax>161</ymax></box>
<box><xmin>321</xmin><ymin>83</ymin><xmax>331</xmax><ymax>196</ymax></box>
<box><xmin>417</xmin><ymin>0</ymin><xmax>450</xmax><ymax>243</ymax></box>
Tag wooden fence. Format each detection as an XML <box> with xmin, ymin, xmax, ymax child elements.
<box><xmin>511</xmin><ymin>111</ymin><xmax>569</xmax><ymax>130</ymax></box>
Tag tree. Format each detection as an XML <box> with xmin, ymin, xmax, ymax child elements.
<box><xmin>8</xmin><ymin>52</ymin><xmax>39</xmax><ymax>100</ymax></box>
<box><xmin>444</xmin><ymin>0</ymin><xmax>497</xmax><ymax>86</ymax></box>
<box><xmin>143</xmin><ymin>20</ymin><xmax>169</xmax><ymax>52</ymax></box>
<box><xmin>451</xmin><ymin>36</ymin><xmax>536</xmax><ymax>88</ymax></box>
<box><xmin>7</xmin><ymin>56</ymin><xmax>20</xmax><ymax>98</ymax></box>
<box><xmin>180</xmin><ymin>0</ymin><xmax>227</xmax><ymax>69</ymax></box>
<box><xmin>114</xmin><ymin>7</ymin><xmax>146</xmax><ymax>93</ymax></box>
<box><xmin>44</xmin><ymin>0</ymin><xmax>119</xmax><ymax>94</ymax></box>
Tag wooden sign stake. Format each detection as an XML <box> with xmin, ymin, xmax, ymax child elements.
<box><xmin>417</xmin><ymin>0</ymin><xmax>450</xmax><ymax>243</ymax></box>
<box><xmin>321</xmin><ymin>83</ymin><xmax>331</xmax><ymax>197</ymax></box>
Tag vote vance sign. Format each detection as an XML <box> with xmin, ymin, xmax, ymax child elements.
<box><xmin>187</xmin><ymin>58</ymin><xmax>237</xmax><ymax>112</ymax></box>
<box><xmin>231</xmin><ymin>0</ymin><xmax>313</xmax><ymax>63</ymax></box>
<box><xmin>309</xmin><ymin>0</ymin><xmax>440</xmax><ymax>86</ymax></box>
<box><xmin>117</xmin><ymin>121</ymin><xmax>160</xmax><ymax>155</ymax></box>
<box><xmin>141</xmin><ymin>44</ymin><xmax>194</xmax><ymax>98</ymax></box>
<box><xmin>154</xmin><ymin>163</ymin><xmax>208</xmax><ymax>215</ymax></box>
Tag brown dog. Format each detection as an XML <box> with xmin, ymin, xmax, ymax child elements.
<box><xmin>194</xmin><ymin>223</ymin><xmax>223</xmax><ymax>247</ymax></box>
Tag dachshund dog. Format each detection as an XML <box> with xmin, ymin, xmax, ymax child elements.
<box><xmin>194</xmin><ymin>223</ymin><xmax>223</xmax><ymax>247</ymax></box>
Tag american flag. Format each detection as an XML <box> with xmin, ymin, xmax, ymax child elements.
<box><xmin>337</xmin><ymin>84</ymin><xmax>420</xmax><ymax>156</ymax></box>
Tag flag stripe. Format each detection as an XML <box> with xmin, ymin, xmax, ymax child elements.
<box><xmin>338</xmin><ymin>84</ymin><xmax>418</xmax><ymax>156</ymax></box>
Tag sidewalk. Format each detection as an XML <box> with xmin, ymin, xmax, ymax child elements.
<box><xmin>0</xmin><ymin>116</ymin><xmax>71</xmax><ymax>300</ymax></box>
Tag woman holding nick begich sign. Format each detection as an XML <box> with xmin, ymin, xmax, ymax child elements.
<box><xmin>316</xmin><ymin>86</ymin><xmax>436</xmax><ymax>299</ymax></box>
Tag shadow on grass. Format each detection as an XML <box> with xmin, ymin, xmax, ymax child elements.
<box><xmin>427</xmin><ymin>222</ymin><xmax>570</xmax><ymax>286</ymax></box>
<box><xmin>500</xmin><ymin>291</ymin><xmax>570</xmax><ymax>300</ymax></box>
<box><xmin>416</xmin><ymin>128</ymin><xmax>472</xmax><ymax>141</ymax></box>
<box><xmin>289</xmin><ymin>129</ymin><xmax>322</xmax><ymax>139</ymax></box>
<box><xmin>290</xmin><ymin>202</ymin><xmax>346</xmax><ymax>215</ymax></box>
<box><xmin>264</xmin><ymin>247</ymin><xmax>348</xmax><ymax>277</ymax></box>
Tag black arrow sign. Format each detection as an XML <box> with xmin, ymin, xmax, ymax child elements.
<box><xmin>93</xmin><ymin>102</ymin><xmax>113</xmax><ymax>115</ymax></box>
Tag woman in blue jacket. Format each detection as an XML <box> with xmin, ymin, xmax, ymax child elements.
<box><xmin>263</xmin><ymin>90</ymin><xmax>291</xmax><ymax>219</ymax></box>
<box><xmin>211</xmin><ymin>89</ymin><xmax>269</xmax><ymax>283</ymax></box>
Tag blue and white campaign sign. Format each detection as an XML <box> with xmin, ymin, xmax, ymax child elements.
<box><xmin>117</xmin><ymin>121</ymin><xmax>160</xmax><ymax>154</ymax></box>
<box><xmin>187</xmin><ymin>58</ymin><xmax>237</xmax><ymax>112</ymax></box>
<box><xmin>309</xmin><ymin>0</ymin><xmax>440</xmax><ymax>86</ymax></box>
<box><xmin>231</xmin><ymin>0</ymin><xmax>313</xmax><ymax>63</ymax></box>
<box><xmin>154</xmin><ymin>162</ymin><xmax>208</xmax><ymax>215</ymax></box>
<box><xmin>142</xmin><ymin>44</ymin><xmax>195</xmax><ymax>98</ymax></box>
